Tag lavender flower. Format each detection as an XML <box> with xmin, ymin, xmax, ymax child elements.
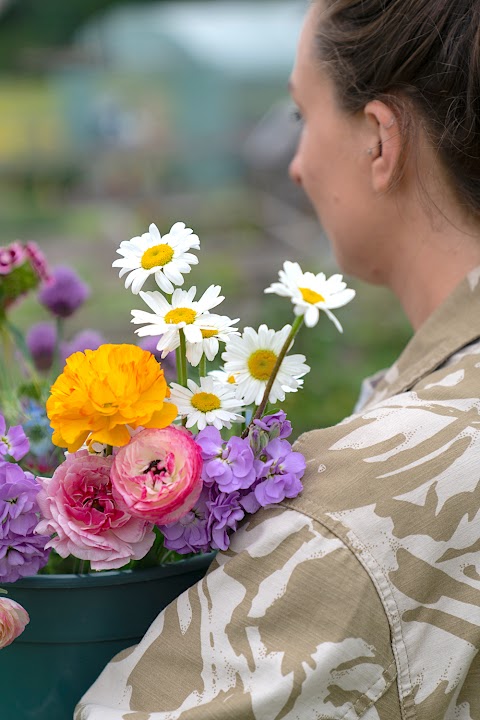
<box><xmin>38</xmin><ymin>265</ymin><xmax>89</xmax><ymax>318</ymax></box>
<box><xmin>26</xmin><ymin>322</ymin><xmax>57</xmax><ymax>372</ymax></box>
<box><xmin>61</xmin><ymin>329</ymin><xmax>105</xmax><ymax>361</ymax></box>
<box><xmin>206</xmin><ymin>488</ymin><xmax>244</xmax><ymax>551</ymax></box>
<box><xmin>0</xmin><ymin>415</ymin><xmax>29</xmax><ymax>462</ymax></box>
<box><xmin>160</xmin><ymin>489</ymin><xmax>211</xmax><ymax>554</ymax></box>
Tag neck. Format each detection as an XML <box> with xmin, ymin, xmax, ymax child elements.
<box><xmin>384</xmin><ymin>206</ymin><xmax>480</xmax><ymax>331</ymax></box>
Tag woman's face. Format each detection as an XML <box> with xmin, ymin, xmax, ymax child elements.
<box><xmin>288</xmin><ymin>6</ymin><xmax>390</xmax><ymax>283</ymax></box>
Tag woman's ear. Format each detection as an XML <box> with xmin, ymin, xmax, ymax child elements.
<box><xmin>364</xmin><ymin>100</ymin><xmax>402</xmax><ymax>193</ymax></box>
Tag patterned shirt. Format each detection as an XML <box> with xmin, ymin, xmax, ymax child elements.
<box><xmin>76</xmin><ymin>269</ymin><xmax>480</xmax><ymax>720</ymax></box>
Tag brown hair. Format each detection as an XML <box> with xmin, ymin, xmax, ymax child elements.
<box><xmin>315</xmin><ymin>0</ymin><xmax>480</xmax><ymax>215</ymax></box>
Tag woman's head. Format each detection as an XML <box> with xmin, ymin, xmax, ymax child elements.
<box><xmin>317</xmin><ymin>0</ymin><xmax>480</xmax><ymax>213</ymax></box>
<box><xmin>289</xmin><ymin>0</ymin><xmax>480</xmax><ymax>283</ymax></box>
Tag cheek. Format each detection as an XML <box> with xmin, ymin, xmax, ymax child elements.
<box><xmin>299</xmin><ymin>122</ymin><xmax>353</xmax><ymax>209</ymax></box>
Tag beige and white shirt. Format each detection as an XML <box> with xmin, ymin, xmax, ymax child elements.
<box><xmin>76</xmin><ymin>269</ymin><xmax>480</xmax><ymax>720</ymax></box>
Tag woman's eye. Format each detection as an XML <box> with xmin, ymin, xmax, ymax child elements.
<box><xmin>291</xmin><ymin>107</ymin><xmax>303</xmax><ymax>123</ymax></box>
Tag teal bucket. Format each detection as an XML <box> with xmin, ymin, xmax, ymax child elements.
<box><xmin>0</xmin><ymin>553</ymin><xmax>215</xmax><ymax>720</ymax></box>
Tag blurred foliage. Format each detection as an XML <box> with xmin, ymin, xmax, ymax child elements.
<box><xmin>0</xmin><ymin>0</ymin><xmax>162</xmax><ymax>70</ymax></box>
<box><xmin>6</xmin><ymin>184</ymin><xmax>412</xmax><ymax>442</ymax></box>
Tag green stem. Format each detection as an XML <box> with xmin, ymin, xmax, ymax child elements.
<box><xmin>243</xmin><ymin>316</ymin><xmax>304</xmax><ymax>437</ymax></box>
<box><xmin>0</xmin><ymin>321</ymin><xmax>21</xmax><ymax>421</ymax></box>
<box><xmin>50</xmin><ymin>316</ymin><xmax>64</xmax><ymax>382</ymax></box>
<box><xmin>177</xmin><ymin>329</ymin><xmax>189</xmax><ymax>426</ymax></box>
<box><xmin>175</xmin><ymin>345</ymin><xmax>182</xmax><ymax>384</ymax></box>
<box><xmin>199</xmin><ymin>354</ymin><xmax>207</xmax><ymax>379</ymax></box>
<box><xmin>159</xmin><ymin>549</ymin><xmax>175</xmax><ymax>564</ymax></box>
<box><xmin>73</xmin><ymin>557</ymin><xmax>87</xmax><ymax>574</ymax></box>
<box><xmin>178</xmin><ymin>329</ymin><xmax>188</xmax><ymax>387</ymax></box>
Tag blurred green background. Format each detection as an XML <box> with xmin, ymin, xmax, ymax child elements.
<box><xmin>0</xmin><ymin>0</ymin><xmax>411</xmax><ymax>437</ymax></box>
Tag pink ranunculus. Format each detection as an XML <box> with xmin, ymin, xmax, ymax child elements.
<box><xmin>0</xmin><ymin>597</ymin><xmax>29</xmax><ymax>648</ymax></box>
<box><xmin>35</xmin><ymin>450</ymin><xmax>155</xmax><ymax>571</ymax></box>
<box><xmin>111</xmin><ymin>426</ymin><xmax>203</xmax><ymax>525</ymax></box>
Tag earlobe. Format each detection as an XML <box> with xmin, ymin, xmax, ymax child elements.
<box><xmin>364</xmin><ymin>100</ymin><xmax>402</xmax><ymax>193</ymax></box>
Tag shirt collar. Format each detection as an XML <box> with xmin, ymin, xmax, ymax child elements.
<box><xmin>360</xmin><ymin>267</ymin><xmax>480</xmax><ymax>409</ymax></box>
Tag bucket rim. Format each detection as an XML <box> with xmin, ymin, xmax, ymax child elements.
<box><xmin>8</xmin><ymin>552</ymin><xmax>216</xmax><ymax>589</ymax></box>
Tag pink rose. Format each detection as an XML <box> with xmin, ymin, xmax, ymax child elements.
<box><xmin>0</xmin><ymin>597</ymin><xmax>29</xmax><ymax>648</ymax></box>
<box><xmin>35</xmin><ymin>450</ymin><xmax>155</xmax><ymax>571</ymax></box>
<box><xmin>111</xmin><ymin>426</ymin><xmax>203</xmax><ymax>525</ymax></box>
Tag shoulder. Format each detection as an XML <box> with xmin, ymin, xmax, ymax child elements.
<box><xmin>284</xmin><ymin>345</ymin><xmax>480</xmax><ymax>717</ymax></box>
<box><xmin>289</xmin><ymin>343</ymin><xmax>480</xmax><ymax>520</ymax></box>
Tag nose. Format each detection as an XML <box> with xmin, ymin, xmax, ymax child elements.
<box><xmin>289</xmin><ymin>152</ymin><xmax>302</xmax><ymax>186</ymax></box>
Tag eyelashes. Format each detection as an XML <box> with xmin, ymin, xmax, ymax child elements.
<box><xmin>291</xmin><ymin>106</ymin><xmax>303</xmax><ymax>123</ymax></box>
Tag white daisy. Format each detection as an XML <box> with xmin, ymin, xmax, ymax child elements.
<box><xmin>265</xmin><ymin>261</ymin><xmax>355</xmax><ymax>332</ymax></box>
<box><xmin>169</xmin><ymin>376</ymin><xmax>245</xmax><ymax>430</ymax></box>
<box><xmin>185</xmin><ymin>314</ymin><xmax>240</xmax><ymax>367</ymax></box>
<box><xmin>131</xmin><ymin>285</ymin><xmax>224</xmax><ymax>356</ymax></box>
<box><xmin>222</xmin><ymin>324</ymin><xmax>310</xmax><ymax>406</ymax></box>
<box><xmin>112</xmin><ymin>221</ymin><xmax>200</xmax><ymax>295</ymax></box>
<box><xmin>208</xmin><ymin>368</ymin><xmax>239</xmax><ymax>388</ymax></box>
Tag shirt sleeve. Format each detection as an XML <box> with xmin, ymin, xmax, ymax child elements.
<box><xmin>75</xmin><ymin>506</ymin><xmax>398</xmax><ymax>720</ymax></box>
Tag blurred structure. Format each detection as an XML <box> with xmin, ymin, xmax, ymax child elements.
<box><xmin>0</xmin><ymin>1</ymin><xmax>305</xmax><ymax>196</ymax></box>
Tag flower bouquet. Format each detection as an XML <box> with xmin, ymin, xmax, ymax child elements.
<box><xmin>0</xmin><ymin>222</ymin><xmax>354</xmax><ymax>719</ymax></box>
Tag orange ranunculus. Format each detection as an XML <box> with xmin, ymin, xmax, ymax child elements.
<box><xmin>46</xmin><ymin>344</ymin><xmax>177</xmax><ymax>452</ymax></box>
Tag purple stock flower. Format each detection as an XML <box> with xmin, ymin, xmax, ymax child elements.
<box><xmin>0</xmin><ymin>461</ymin><xmax>50</xmax><ymax>582</ymax></box>
<box><xmin>0</xmin><ymin>522</ymin><xmax>50</xmax><ymax>583</ymax></box>
<box><xmin>254</xmin><ymin>411</ymin><xmax>292</xmax><ymax>440</ymax></box>
<box><xmin>206</xmin><ymin>488</ymin><xmax>244</xmax><ymax>551</ymax></box>
<box><xmin>161</xmin><ymin>485</ymin><xmax>247</xmax><ymax>554</ymax></box>
<box><xmin>61</xmin><ymin>329</ymin><xmax>105</xmax><ymax>361</ymax></box>
<box><xmin>202</xmin><ymin>435</ymin><xmax>256</xmax><ymax>493</ymax></box>
<box><xmin>195</xmin><ymin>426</ymin><xmax>224</xmax><ymax>460</ymax></box>
<box><xmin>0</xmin><ymin>415</ymin><xmax>29</xmax><ymax>461</ymax></box>
<box><xmin>38</xmin><ymin>265</ymin><xmax>89</xmax><ymax>318</ymax></box>
<box><xmin>159</xmin><ymin>489</ymin><xmax>211</xmax><ymax>554</ymax></box>
<box><xmin>0</xmin><ymin>463</ymin><xmax>40</xmax><ymax>534</ymax></box>
<box><xmin>253</xmin><ymin>438</ymin><xmax>305</xmax><ymax>507</ymax></box>
<box><xmin>26</xmin><ymin>322</ymin><xmax>57</xmax><ymax>372</ymax></box>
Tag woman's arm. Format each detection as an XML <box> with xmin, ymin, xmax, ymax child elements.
<box><xmin>75</xmin><ymin>506</ymin><xmax>397</xmax><ymax>720</ymax></box>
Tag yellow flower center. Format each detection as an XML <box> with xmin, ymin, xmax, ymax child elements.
<box><xmin>248</xmin><ymin>349</ymin><xmax>277</xmax><ymax>381</ymax></box>
<box><xmin>164</xmin><ymin>307</ymin><xmax>197</xmax><ymax>325</ymax></box>
<box><xmin>191</xmin><ymin>392</ymin><xmax>221</xmax><ymax>412</ymax></box>
<box><xmin>201</xmin><ymin>329</ymin><xmax>218</xmax><ymax>339</ymax></box>
<box><xmin>299</xmin><ymin>287</ymin><xmax>325</xmax><ymax>305</ymax></box>
<box><xmin>141</xmin><ymin>244</ymin><xmax>174</xmax><ymax>270</ymax></box>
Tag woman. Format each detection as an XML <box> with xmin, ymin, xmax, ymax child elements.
<box><xmin>76</xmin><ymin>1</ymin><xmax>480</xmax><ymax>718</ymax></box>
